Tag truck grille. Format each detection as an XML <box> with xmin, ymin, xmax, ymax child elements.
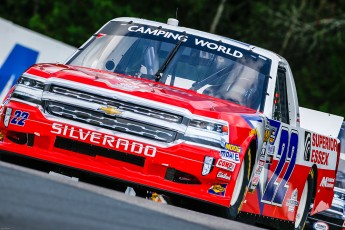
<box><xmin>54</xmin><ymin>137</ymin><xmax>145</xmax><ymax>167</ymax></box>
<box><xmin>45</xmin><ymin>101</ymin><xmax>177</xmax><ymax>143</ymax></box>
<box><xmin>50</xmin><ymin>86</ymin><xmax>183</xmax><ymax>123</ymax></box>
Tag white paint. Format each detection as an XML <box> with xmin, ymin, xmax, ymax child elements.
<box><xmin>299</xmin><ymin>107</ymin><xmax>344</xmax><ymax>137</ymax></box>
<box><xmin>0</xmin><ymin>17</ymin><xmax>75</xmax><ymax>65</ymax></box>
<box><xmin>0</xmin><ymin>74</ymin><xmax>15</xmax><ymax>102</ymax></box>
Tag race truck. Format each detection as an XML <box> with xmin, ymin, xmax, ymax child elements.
<box><xmin>0</xmin><ymin>17</ymin><xmax>342</xmax><ymax>229</ymax></box>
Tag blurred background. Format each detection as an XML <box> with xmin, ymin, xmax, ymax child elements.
<box><xmin>1</xmin><ymin>0</ymin><xmax>344</xmax><ymax>117</ymax></box>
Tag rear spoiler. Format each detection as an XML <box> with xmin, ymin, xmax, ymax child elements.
<box><xmin>299</xmin><ymin>107</ymin><xmax>344</xmax><ymax>138</ymax></box>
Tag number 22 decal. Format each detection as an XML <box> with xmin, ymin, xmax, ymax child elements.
<box><xmin>262</xmin><ymin>127</ymin><xmax>299</xmax><ymax>206</ymax></box>
<box><xmin>10</xmin><ymin>110</ymin><xmax>30</xmax><ymax>126</ymax></box>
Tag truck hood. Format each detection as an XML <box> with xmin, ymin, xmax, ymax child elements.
<box><xmin>30</xmin><ymin>64</ymin><xmax>257</xmax><ymax>118</ymax></box>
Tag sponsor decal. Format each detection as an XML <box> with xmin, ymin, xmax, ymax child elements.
<box><xmin>51</xmin><ymin>123</ymin><xmax>157</xmax><ymax>157</ymax></box>
<box><xmin>251</xmin><ymin>175</ymin><xmax>260</xmax><ymax>188</ymax></box>
<box><xmin>10</xmin><ymin>110</ymin><xmax>29</xmax><ymax>126</ymax></box>
<box><xmin>312</xmin><ymin>133</ymin><xmax>337</xmax><ymax>151</ymax></box>
<box><xmin>249</xmin><ymin>129</ymin><xmax>257</xmax><ymax>136</ymax></box>
<box><xmin>264</xmin><ymin>129</ymin><xmax>270</xmax><ymax>142</ymax></box>
<box><xmin>267</xmin><ymin>144</ymin><xmax>275</xmax><ymax>156</ymax></box>
<box><xmin>304</xmin><ymin>131</ymin><xmax>311</xmax><ymax>161</ymax></box>
<box><xmin>126</xmin><ymin>24</ymin><xmax>244</xmax><ymax>59</ymax></box>
<box><xmin>208</xmin><ymin>183</ymin><xmax>227</xmax><ymax>197</ymax></box>
<box><xmin>255</xmin><ymin>166</ymin><xmax>262</xmax><ymax>174</ymax></box>
<box><xmin>220</xmin><ymin>150</ymin><xmax>240</xmax><ymax>163</ymax></box>
<box><xmin>224</xmin><ymin>143</ymin><xmax>241</xmax><ymax>153</ymax></box>
<box><xmin>0</xmin><ymin>132</ymin><xmax>4</xmax><ymax>142</ymax></box>
<box><xmin>216</xmin><ymin>171</ymin><xmax>231</xmax><ymax>181</ymax></box>
<box><xmin>269</xmin><ymin>127</ymin><xmax>277</xmax><ymax>144</ymax></box>
<box><xmin>249</xmin><ymin>140</ymin><xmax>267</xmax><ymax>192</ymax></box>
<box><xmin>286</xmin><ymin>189</ymin><xmax>299</xmax><ymax>212</ymax></box>
<box><xmin>216</xmin><ymin>159</ymin><xmax>235</xmax><ymax>172</ymax></box>
<box><xmin>249</xmin><ymin>162</ymin><xmax>263</xmax><ymax>192</ymax></box>
<box><xmin>319</xmin><ymin>177</ymin><xmax>335</xmax><ymax>189</ymax></box>
<box><xmin>4</xmin><ymin>107</ymin><xmax>12</xmax><ymax>127</ymax></box>
<box><xmin>96</xmin><ymin>78</ymin><xmax>140</xmax><ymax>90</ymax></box>
<box><xmin>128</xmin><ymin>25</ymin><xmax>188</xmax><ymax>42</ymax></box>
<box><xmin>311</xmin><ymin>150</ymin><xmax>329</xmax><ymax>166</ymax></box>
<box><xmin>195</xmin><ymin>39</ymin><xmax>243</xmax><ymax>58</ymax></box>
<box><xmin>265</xmin><ymin>156</ymin><xmax>273</xmax><ymax>164</ymax></box>
<box><xmin>249</xmin><ymin>118</ymin><xmax>281</xmax><ymax>193</ymax></box>
<box><xmin>262</xmin><ymin>128</ymin><xmax>299</xmax><ymax>206</ymax></box>
<box><xmin>96</xmin><ymin>78</ymin><xmax>141</xmax><ymax>91</ymax></box>
<box><xmin>313</xmin><ymin>221</ymin><xmax>329</xmax><ymax>230</ymax></box>
<box><xmin>146</xmin><ymin>192</ymin><xmax>167</xmax><ymax>203</ymax></box>
<box><xmin>309</xmin><ymin>133</ymin><xmax>337</xmax><ymax>166</ymax></box>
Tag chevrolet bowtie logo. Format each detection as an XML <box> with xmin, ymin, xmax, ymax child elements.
<box><xmin>99</xmin><ymin>106</ymin><xmax>122</xmax><ymax>116</ymax></box>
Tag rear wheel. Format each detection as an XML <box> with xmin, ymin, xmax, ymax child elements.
<box><xmin>294</xmin><ymin>170</ymin><xmax>314</xmax><ymax>230</ymax></box>
<box><xmin>226</xmin><ymin>148</ymin><xmax>251</xmax><ymax>219</ymax></box>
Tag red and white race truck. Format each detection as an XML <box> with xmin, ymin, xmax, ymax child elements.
<box><xmin>0</xmin><ymin>17</ymin><xmax>343</xmax><ymax>229</ymax></box>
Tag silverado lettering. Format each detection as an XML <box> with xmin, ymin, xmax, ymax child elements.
<box><xmin>51</xmin><ymin>123</ymin><xmax>157</xmax><ymax>157</ymax></box>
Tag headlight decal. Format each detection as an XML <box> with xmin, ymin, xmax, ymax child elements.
<box><xmin>184</xmin><ymin>116</ymin><xmax>229</xmax><ymax>149</ymax></box>
<box><xmin>189</xmin><ymin>119</ymin><xmax>228</xmax><ymax>134</ymax></box>
<box><xmin>4</xmin><ymin>107</ymin><xmax>12</xmax><ymax>127</ymax></box>
<box><xmin>11</xmin><ymin>75</ymin><xmax>46</xmax><ymax>104</ymax></box>
<box><xmin>202</xmin><ymin>156</ymin><xmax>214</xmax><ymax>176</ymax></box>
<box><xmin>18</xmin><ymin>76</ymin><xmax>44</xmax><ymax>90</ymax></box>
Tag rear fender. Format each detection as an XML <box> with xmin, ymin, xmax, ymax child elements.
<box><xmin>310</xmin><ymin>165</ymin><xmax>336</xmax><ymax>215</ymax></box>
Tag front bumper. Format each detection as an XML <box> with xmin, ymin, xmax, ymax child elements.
<box><xmin>0</xmin><ymin>101</ymin><xmax>238</xmax><ymax>207</ymax></box>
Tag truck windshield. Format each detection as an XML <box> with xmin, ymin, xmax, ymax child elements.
<box><xmin>68</xmin><ymin>21</ymin><xmax>271</xmax><ymax>110</ymax></box>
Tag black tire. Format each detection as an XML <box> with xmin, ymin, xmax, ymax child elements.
<box><xmin>226</xmin><ymin>148</ymin><xmax>251</xmax><ymax>219</ymax></box>
<box><xmin>294</xmin><ymin>170</ymin><xmax>314</xmax><ymax>230</ymax></box>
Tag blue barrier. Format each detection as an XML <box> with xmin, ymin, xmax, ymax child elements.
<box><xmin>0</xmin><ymin>44</ymin><xmax>39</xmax><ymax>97</ymax></box>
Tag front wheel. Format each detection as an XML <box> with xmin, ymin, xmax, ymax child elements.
<box><xmin>294</xmin><ymin>170</ymin><xmax>314</xmax><ymax>230</ymax></box>
<box><xmin>226</xmin><ymin>148</ymin><xmax>251</xmax><ymax>219</ymax></box>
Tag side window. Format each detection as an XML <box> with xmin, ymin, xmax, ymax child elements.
<box><xmin>273</xmin><ymin>67</ymin><xmax>289</xmax><ymax>124</ymax></box>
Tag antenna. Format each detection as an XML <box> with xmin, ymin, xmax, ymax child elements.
<box><xmin>167</xmin><ymin>8</ymin><xmax>179</xmax><ymax>26</ymax></box>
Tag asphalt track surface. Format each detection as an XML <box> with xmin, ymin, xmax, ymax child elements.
<box><xmin>0</xmin><ymin>161</ymin><xmax>263</xmax><ymax>230</ymax></box>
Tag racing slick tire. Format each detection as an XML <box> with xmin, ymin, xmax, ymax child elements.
<box><xmin>226</xmin><ymin>148</ymin><xmax>251</xmax><ymax>220</ymax></box>
<box><xmin>293</xmin><ymin>170</ymin><xmax>314</xmax><ymax>230</ymax></box>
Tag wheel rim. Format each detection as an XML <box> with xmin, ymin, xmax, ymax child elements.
<box><xmin>231</xmin><ymin>160</ymin><xmax>244</xmax><ymax>206</ymax></box>
<box><xmin>295</xmin><ymin>180</ymin><xmax>308</xmax><ymax>228</ymax></box>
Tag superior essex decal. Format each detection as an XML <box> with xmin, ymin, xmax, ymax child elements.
<box><xmin>304</xmin><ymin>133</ymin><xmax>338</xmax><ymax>166</ymax></box>
<box><xmin>51</xmin><ymin>123</ymin><xmax>157</xmax><ymax>157</ymax></box>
